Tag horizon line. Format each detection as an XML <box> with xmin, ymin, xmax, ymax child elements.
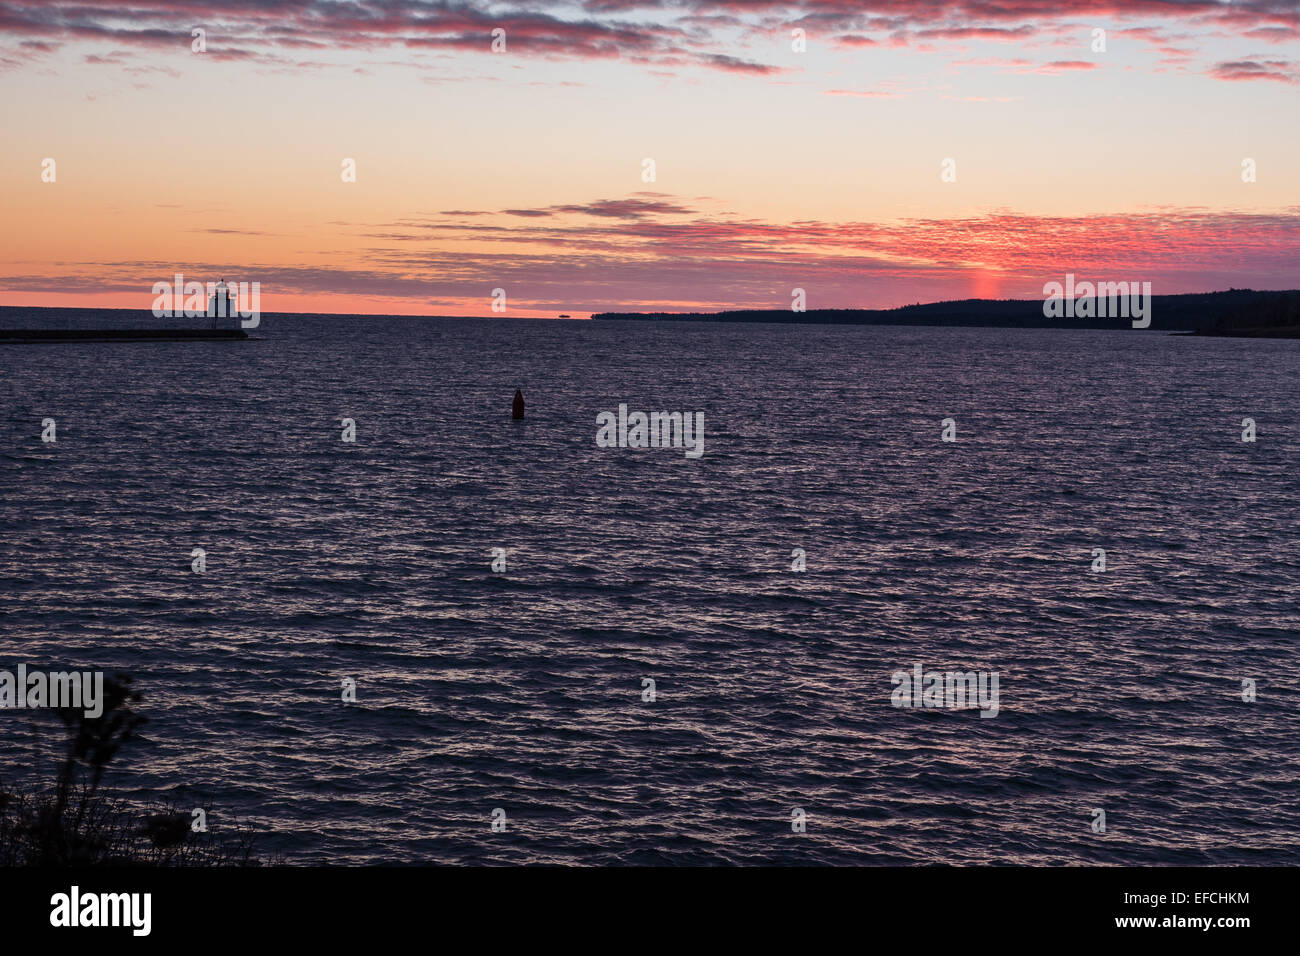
<box><xmin>3</xmin><ymin>286</ymin><xmax>1299</xmax><ymax>322</ymax></box>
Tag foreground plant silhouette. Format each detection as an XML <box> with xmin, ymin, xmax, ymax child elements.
<box><xmin>0</xmin><ymin>674</ymin><xmax>271</xmax><ymax>866</ymax></box>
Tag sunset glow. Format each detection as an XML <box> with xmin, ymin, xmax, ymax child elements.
<box><xmin>2</xmin><ymin>0</ymin><xmax>1297</xmax><ymax>316</ymax></box>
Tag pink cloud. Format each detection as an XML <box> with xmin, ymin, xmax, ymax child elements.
<box><xmin>1208</xmin><ymin>58</ymin><xmax>1298</xmax><ymax>82</ymax></box>
<box><xmin>1</xmin><ymin>0</ymin><xmax>1297</xmax><ymax>81</ymax></box>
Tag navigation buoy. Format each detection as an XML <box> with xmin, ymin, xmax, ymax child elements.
<box><xmin>512</xmin><ymin>389</ymin><xmax>525</xmax><ymax>420</ymax></box>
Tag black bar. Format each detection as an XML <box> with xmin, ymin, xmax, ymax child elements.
<box><xmin>0</xmin><ymin>866</ymin><xmax>1274</xmax><ymax>943</ymax></box>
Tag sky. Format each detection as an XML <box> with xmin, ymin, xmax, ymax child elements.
<box><xmin>1</xmin><ymin>0</ymin><xmax>1298</xmax><ymax>317</ymax></box>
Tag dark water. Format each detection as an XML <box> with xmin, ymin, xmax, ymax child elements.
<box><xmin>2</xmin><ymin>310</ymin><xmax>1298</xmax><ymax>865</ymax></box>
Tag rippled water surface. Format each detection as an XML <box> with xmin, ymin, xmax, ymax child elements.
<box><xmin>3</xmin><ymin>313</ymin><xmax>1298</xmax><ymax>864</ymax></box>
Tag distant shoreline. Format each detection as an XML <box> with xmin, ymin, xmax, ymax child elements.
<box><xmin>593</xmin><ymin>289</ymin><xmax>1300</xmax><ymax>335</ymax></box>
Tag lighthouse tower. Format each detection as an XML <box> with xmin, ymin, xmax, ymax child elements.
<box><xmin>207</xmin><ymin>279</ymin><xmax>238</xmax><ymax>329</ymax></box>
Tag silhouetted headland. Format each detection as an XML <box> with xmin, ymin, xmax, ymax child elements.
<box><xmin>594</xmin><ymin>289</ymin><xmax>1300</xmax><ymax>335</ymax></box>
<box><xmin>1185</xmin><ymin>290</ymin><xmax>1300</xmax><ymax>337</ymax></box>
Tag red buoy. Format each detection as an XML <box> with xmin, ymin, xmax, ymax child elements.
<box><xmin>512</xmin><ymin>389</ymin><xmax>525</xmax><ymax>419</ymax></box>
